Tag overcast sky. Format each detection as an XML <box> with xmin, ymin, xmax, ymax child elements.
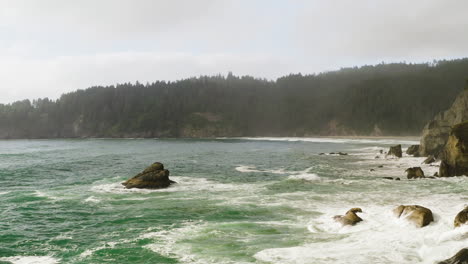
<box><xmin>0</xmin><ymin>0</ymin><xmax>467</xmax><ymax>103</ymax></box>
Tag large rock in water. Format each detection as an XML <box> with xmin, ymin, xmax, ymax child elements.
<box><xmin>333</xmin><ymin>208</ymin><xmax>363</xmax><ymax>226</ymax></box>
<box><xmin>405</xmin><ymin>167</ymin><xmax>425</xmax><ymax>179</ymax></box>
<box><xmin>420</xmin><ymin>88</ymin><xmax>468</xmax><ymax>157</ymax></box>
<box><xmin>406</xmin><ymin>145</ymin><xmax>420</xmax><ymax>156</ymax></box>
<box><xmin>122</xmin><ymin>162</ymin><xmax>175</xmax><ymax>189</ymax></box>
<box><xmin>439</xmin><ymin>122</ymin><xmax>468</xmax><ymax>177</ymax></box>
<box><xmin>393</xmin><ymin>205</ymin><xmax>434</xmax><ymax>227</ymax></box>
<box><xmin>454</xmin><ymin>206</ymin><xmax>468</xmax><ymax>228</ymax></box>
<box><xmin>438</xmin><ymin>248</ymin><xmax>468</xmax><ymax>264</ymax></box>
<box><xmin>388</xmin><ymin>145</ymin><xmax>402</xmax><ymax>158</ymax></box>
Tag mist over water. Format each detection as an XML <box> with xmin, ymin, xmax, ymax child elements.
<box><xmin>0</xmin><ymin>138</ymin><xmax>466</xmax><ymax>264</ymax></box>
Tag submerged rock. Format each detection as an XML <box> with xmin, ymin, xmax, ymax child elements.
<box><xmin>383</xmin><ymin>177</ymin><xmax>400</xmax><ymax>181</ymax></box>
<box><xmin>393</xmin><ymin>205</ymin><xmax>434</xmax><ymax>227</ymax></box>
<box><xmin>405</xmin><ymin>167</ymin><xmax>425</xmax><ymax>179</ymax></box>
<box><xmin>333</xmin><ymin>208</ymin><xmax>363</xmax><ymax>226</ymax></box>
<box><xmin>406</xmin><ymin>145</ymin><xmax>420</xmax><ymax>156</ymax></box>
<box><xmin>438</xmin><ymin>248</ymin><xmax>468</xmax><ymax>264</ymax></box>
<box><xmin>420</xmin><ymin>86</ymin><xmax>468</xmax><ymax>157</ymax></box>
<box><xmin>439</xmin><ymin>122</ymin><xmax>468</xmax><ymax>177</ymax></box>
<box><xmin>388</xmin><ymin>145</ymin><xmax>402</xmax><ymax>158</ymax></box>
<box><xmin>454</xmin><ymin>206</ymin><xmax>468</xmax><ymax>228</ymax></box>
<box><xmin>122</xmin><ymin>162</ymin><xmax>175</xmax><ymax>189</ymax></box>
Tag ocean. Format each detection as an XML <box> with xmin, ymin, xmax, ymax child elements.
<box><xmin>0</xmin><ymin>138</ymin><xmax>466</xmax><ymax>264</ymax></box>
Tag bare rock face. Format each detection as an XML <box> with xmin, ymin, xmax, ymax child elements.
<box><xmin>420</xmin><ymin>88</ymin><xmax>468</xmax><ymax>157</ymax></box>
<box><xmin>122</xmin><ymin>162</ymin><xmax>175</xmax><ymax>189</ymax></box>
<box><xmin>439</xmin><ymin>122</ymin><xmax>468</xmax><ymax>177</ymax></box>
<box><xmin>405</xmin><ymin>167</ymin><xmax>425</xmax><ymax>179</ymax></box>
<box><xmin>406</xmin><ymin>145</ymin><xmax>420</xmax><ymax>156</ymax></box>
<box><xmin>393</xmin><ymin>205</ymin><xmax>434</xmax><ymax>227</ymax></box>
<box><xmin>423</xmin><ymin>155</ymin><xmax>436</xmax><ymax>164</ymax></box>
<box><xmin>333</xmin><ymin>208</ymin><xmax>363</xmax><ymax>226</ymax></box>
<box><xmin>454</xmin><ymin>206</ymin><xmax>468</xmax><ymax>228</ymax></box>
<box><xmin>438</xmin><ymin>248</ymin><xmax>468</xmax><ymax>264</ymax></box>
<box><xmin>388</xmin><ymin>145</ymin><xmax>402</xmax><ymax>158</ymax></box>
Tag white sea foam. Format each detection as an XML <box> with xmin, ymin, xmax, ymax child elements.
<box><xmin>0</xmin><ymin>256</ymin><xmax>59</xmax><ymax>264</ymax></box>
<box><xmin>236</xmin><ymin>137</ymin><xmax>420</xmax><ymax>145</ymax></box>
<box><xmin>0</xmin><ymin>191</ymin><xmax>9</xmax><ymax>195</ymax></box>
<box><xmin>34</xmin><ymin>190</ymin><xmax>59</xmax><ymax>200</ymax></box>
<box><xmin>287</xmin><ymin>173</ymin><xmax>321</xmax><ymax>181</ymax></box>
<box><xmin>84</xmin><ymin>196</ymin><xmax>100</xmax><ymax>203</ymax></box>
<box><xmin>91</xmin><ymin>176</ymin><xmax>260</xmax><ymax>195</ymax></box>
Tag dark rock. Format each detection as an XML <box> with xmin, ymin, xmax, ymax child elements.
<box><xmin>370</xmin><ymin>169</ymin><xmax>375</xmax><ymax>172</ymax></box>
<box><xmin>122</xmin><ymin>162</ymin><xmax>175</xmax><ymax>189</ymax></box>
<box><xmin>319</xmin><ymin>153</ymin><xmax>325</xmax><ymax>155</ymax></box>
<box><xmin>439</xmin><ymin>122</ymin><xmax>468</xmax><ymax>177</ymax></box>
<box><xmin>333</xmin><ymin>208</ymin><xmax>363</xmax><ymax>226</ymax></box>
<box><xmin>393</xmin><ymin>205</ymin><xmax>434</xmax><ymax>227</ymax></box>
<box><xmin>379</xmin><ymin>149</ymin><xmax>383</xmax><ymax>154</ymax></box>
<box><xmin>383</xmin><ymin>177</ymin><xmax>400</xmax><ymax>180</ymax></box>
<box><xmin>375</xmin><ymin>156</ymin><xmax>380</xmax><ymax>159</ymax></box>
<box><xmin>388</xmin><ymin>145</ymin><xmax>402</xmax><ymax>158</ymax></box>
<box><xmin>395</xmin><ymin>177</ymin><xmax>401</xmax><ymax>181</ymax></box>
<box><xmin>378</xmin><ymin>165</ymin><xmax>384</xmax><ymax>168</ymax></box>
<box><xmin>434</xmin><ymin>172</ymin><xmax>439</xmax><ymax>177</ymax></box>
<box><xmin>338</xmin><ymin>152</ymin><xmax>348</xmax><ymax>156</ymax></box>
<box><xmin>437</xmin><ymin>248</ymin><xmax>468</xmax><ymax>264</ymax></box>
<box><xmin>423</xmin><ymin>155</ymin><xmax>436</xmax><ymax>164</ymax></box>
<box><xmin>454</xmin><ymin>206</ymin><xmax>468</xmax><ymax>228</ymax></box>
<box><xmin>405</xmin><ymin>167</ymin><xmax>425</xmax><ymax>179</ymax></box>
<box><xmin>406</xmin><ymin>145</ymin><xmax>420</xmax><ymax>156</ymax></box>
<box><xmin>420</xmin><ymin>88</ymin><xmax>468</xmax><ymax>157</ymax></box>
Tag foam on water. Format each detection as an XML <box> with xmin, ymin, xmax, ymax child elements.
<box><xmin>91</xmin><ymin>176</ymin><xmax>262</xmax><ymax>194</ymax></box>
<box><xmin>238</xmin><ymin>137</ymin><xmax>420</xmax><ymax>145</ymax></box>
<box><xmin>0</xmin><ymin>256</ymin><xmax>59</xmax><ymax>264</ymax></box>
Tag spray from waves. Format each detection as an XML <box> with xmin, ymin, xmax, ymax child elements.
<box><xmin>0</xmin><ymin>191</ymin><xmax>10</xmax><ymax>195</ymax></box>
<box><xmin>236</xmin><ymin>165</ymin><xmax>321</xmax><ymax>181</ymax></box>
<box><xmin>255</xmin><ymin>193</ymin><xmax>467</xmax><ymax>264</ymax></box>
<box><xmin>0</xmin><ymin>256</ymin><xmax>59</xmax><ymax>264</ymax></box>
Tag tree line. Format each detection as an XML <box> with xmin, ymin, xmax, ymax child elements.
<box><xmin>1</xmin><ymin>58</ymin><xmax>468</xmax><ymax>138</ymax></box>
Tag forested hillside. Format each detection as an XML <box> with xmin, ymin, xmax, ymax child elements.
<box><xmin>1</xmin><ymin>58</ymin><xmax>468</xmax><ymax>138</ymax></box>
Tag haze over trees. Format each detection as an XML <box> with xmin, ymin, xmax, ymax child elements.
<box><xmin>1</xmin><ymin>58</ymin><xmax>468</xmax><ymax>138</ymax></box>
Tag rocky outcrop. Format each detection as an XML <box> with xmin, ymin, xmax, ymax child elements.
<box><xmin>423</xmin><ymin>155</ymin><xmax>436</xmax><ymax>164</ymax></box>
<box><xmin>438</xmin><ymin>248</ymin><xmax>468</xmax><ymax>264</ymax></box>
<box><xmin>122</xmin><ymin>162</ymin><xmax>175</xmax><ymax>189</ymax></box>
<box><xmin>420</xmin><ymin>88</ymin><xmax>468</xmax><ymax>157</ymax></box>
<box><xmin>388</xmin><ymin>145</ymin><xmax>402</xmax><ymax>158</ymax></box>
<box><xmin>406</xmin><ymin>145</ymin><xmax>420</xmax><ymax>156</ymax></box>
<box><xmin>393</xmin><ymin>205</ymin><xmax>434</xmax><ymax>227</ymax></box>
<box><xmin>333</xmin><ymin>208</ymin><xmax>363</xmax><ymax>226</ymax></box>
<box><xmin>454</xmin><ymin>206</ymin><xmax>468</xmax><ymax>228</ymax></box>
<box><xmin>405</xmin><ymin>167</ymin><xmax>425</xmax><ymax>179</ymax></box>
<box><xmin>439</xmin><ymin>122</ymin><xmax>468</xmax><ymax>177</ymax></box>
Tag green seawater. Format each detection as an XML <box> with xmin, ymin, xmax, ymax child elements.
<box><xmin>0</xmin><ymin>138</ymin><xmax>466</xmax><ymax>264</ymax></box>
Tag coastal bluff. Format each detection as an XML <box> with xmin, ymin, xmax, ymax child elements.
<box><xmin>420</xmin><ymin>87</ymin><xmax>468</xmax><ymax>157</ymax></box>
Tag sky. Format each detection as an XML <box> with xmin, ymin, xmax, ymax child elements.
<box><xmin>0</xmin><ymin>0</ymin><xmax>468</xmax><ymax>103</ymax></box>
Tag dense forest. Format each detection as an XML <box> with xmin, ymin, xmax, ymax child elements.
<box><xmin>1</xmin><ymin>58</ymin><xmax>468</xmax><ymax>138</ymax></box>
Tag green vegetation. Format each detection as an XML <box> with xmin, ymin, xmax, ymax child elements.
<box><xmin>1</xmin><ymin>58</ymin><xmax>468</xmax><ymax>138</ymax></box>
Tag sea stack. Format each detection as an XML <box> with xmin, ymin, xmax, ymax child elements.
<box><xmin>454</xmin><ymin>206</ymin><xmax>468</xmax><ymax>228</ymax></box>
<box><xmin>419</xmin><ymin>87</ymin><xmax>468</xmax><ymax>158</ymax></box>
<box><xmin>439</xmin><ymin>122</ymin><xmax>468</xmax><ymax>177</ymax></box>
<box><xmin>388</xmin><ymin>145</ymin><xmax>402</xmax><ymax>158</ymax></box>
<box><xmin>122</xmin><ymin>162</ymin><xmax>175</xmax><ymax>189</ymax></box>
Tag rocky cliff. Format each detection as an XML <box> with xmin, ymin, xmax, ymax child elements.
<box><xmin>439</xmin><ymin>122</ymin><xmax>468</xmax><ymax>177</ymax></box>
<box><xmin>420</xmin><ymin>86</ymin><xmax>468</xmax><ymax>157</ymax></box>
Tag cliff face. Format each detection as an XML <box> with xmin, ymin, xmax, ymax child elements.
<box><xmin>439</xmin><ymin>122</ymin><xmax>468</xmax><ymax>177</ymax></box>
<box><xmin>420</xmin><ymin>88</ymin><xmax>468</xmax><ymax>157</ymax></box>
